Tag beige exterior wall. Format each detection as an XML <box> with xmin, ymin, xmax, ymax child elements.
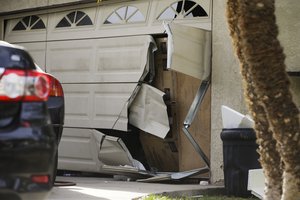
<box><xmin>211</xmin><ymin>0</ymin><xmax>246</xmax><ymax>182</ymax></box>
<box><xmin>291</xmin><ymin>77</ymin><xmax>300</xmax><ymax>108</ymax></box>
<box><xmin>0</xmin><ymin>0</ymin><xmax>77</xmax><ymax>13</ymax></box>
<box><xmin>276</xmin><ymin>1</ymin><xmax>300</xmax><ymax>72</ymax></box>
<box><xmin>277</xmin><ymin>0</ymin><xmax>300</xmax><ymax>119</ymax></box>
<box><xmin>0</xmin><ymin>0</ymin><xmax>299</xmax><ymax>183</ymax></box>
<box><xmin>0</xmin><ymin>0</ymin><xmax>130</xmax><ymax>13</ymax></box>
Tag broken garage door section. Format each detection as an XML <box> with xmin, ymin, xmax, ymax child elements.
<box><xmin>164</xmin><ymin>22</ymin><xmax>211</xmax><ymax>80</ymax></box>
<box><xmin>129</xmin><ymin>83</ymin><xmax>170</xmax><ymax>139</ymax></box>
<box><xmin>59</xmin><ymin>128</ymin><xmax>207</xmax><ymax>181</ymax></box>
<box><xmin>55</xmin><ymin>35</ymin><xmax>158</xmax><ymax>131</ymax></box>
<box><xmin>58</xmin><ymin>128</ymin><xmax>145</xmax><ymax>172</ymax></box>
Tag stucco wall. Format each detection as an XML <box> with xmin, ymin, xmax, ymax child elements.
<box><xmin>291</xmin><ymin>77</ymin><xmax>300</xmax><ymax>108</ymax></box>
<box><xmin>211</xmin><ymin>0</ymin><xmax>247</xmax><ymax>183</ymax></box>
<box><xmin>0</xmin><ymin>0</ymin><xmax>126</xmax><ymax>13</ymax></box>
<box><xmin>276</xmin><ymin>1</ymin><xmax>300</xmax><ymax>72</ymax></box>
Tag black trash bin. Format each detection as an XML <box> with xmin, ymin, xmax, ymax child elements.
<box><xmin>221</xmin><ymin>128</ymin><xmax>261</xmax><ymax>197</ymax></box>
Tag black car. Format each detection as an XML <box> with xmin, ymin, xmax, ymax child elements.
<box><xmin>0</xmin><ymin>41</ymin><xmax>64</xmax><ymax>200</ymax></box>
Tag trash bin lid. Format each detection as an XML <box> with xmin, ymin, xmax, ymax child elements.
<box><xmin>221</xmin><ymin>128</ymin><xmax>257</xmax><ymax>141</ymax></box>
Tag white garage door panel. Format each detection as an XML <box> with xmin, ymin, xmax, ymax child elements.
<box><xmin>46</xmin><ymin>35</ymin><xmax>155</xmax><ymax>83</ymax></box>
<box><xmin>47</xmin><ymin>44</ymin><xmax>92</xmax><ymax>73</ymax></box>
<box><xmin>17</xmin><ymin>42</ymin><xmax>46</xmax><ymax>70</ymax></box>
<box><xmin>58</xmin><ymin>128</ymin><xmax>136</xmax><ymax>172</ymax></box>
<box><xmin>58</xmin><ymin>128</ymin><xmax>102</xmax><ymax>172</ymax></box>
<box><xmin>63</xmin><ymin>83</ymin><xmax>138</xmax><ymax>130</ymax></box>
<box><xmin>97</xmin><ymin>47</ymin><xmax>143</xmax><ymax>71</ymax></box>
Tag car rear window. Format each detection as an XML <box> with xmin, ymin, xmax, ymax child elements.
<box><xmin>0</xmin><ymin>45</ymin><xmax>35</xmax><ymax>69</ymax></box>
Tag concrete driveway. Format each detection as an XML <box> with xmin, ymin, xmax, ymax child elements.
<box><xmin>47</xmin><ymin>176</ymin><xmax>215</xmax><ymax>200</ymax></box>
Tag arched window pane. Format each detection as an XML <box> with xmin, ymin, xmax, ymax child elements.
<box><xmin>105</xmin><ymin>6</ymin><xmax>145</xmax><ymax>24</ymax></box>
<box><xmin>75</xmin><ymin>11</ymin><xmax>85</xmax><ymax>22</ymax></box>
<box><xmin>105</xmin><ymin>13</ymin><xmax>120</xmax><ymax>24</ymax></box>
<box><xmin>116</xmin><ymin>7</ymin><xmax>127</xmax><ymax>20</ymax></box>
<box><xmin>173</xmin><ymin>2</ymin><xmax>182</xmax><ymax>14</ymax></box>
<box><xmin>22</xmin><ymin>16</ymin><xmax>30</xmax><ymax>27</ymax></box>
<box><xmin>158</xmin><ymin>7</ymin><xmax>177</xmax><ymax>20</ymax></box>
<box><xmin>77</xmin><ymin>16</ymin><xmax>93</xmax><ymax>26</ymax></box>
<box><xmin>183</xmin><ymin>0</ymin><xmax>196</xmax><ymax>12</ymax></box>
<box><xmin>12</xmin><ymin>15</ymin><xmax>46</xmax><ymax>31</ymax></box>
<box><xmin>56</xmin><ymin>11</ymin><xmax>93</xmax><ymax>28</ymax></box>
<box><xmin>67</xmin><ymin>12</ymin><xmax>76</xmax><ymax>24</ymax></box>
<box><xmin>31</xmin><ymin>19</ymin><xmax>46</xmax><ymax>29</ymax></box>
<box><xmin>171</xmin><ymin>2</ymin><xmax>179</xmax><ymax>11</ymax></box>
<box><xmin>126</xmin><ymin>6</ymin><xmax>138</xmax><ymax>19</ymax></box>
<box><xmin>128</xmin><ymin>11</ymin><xmax>145</xmax><ymax>22</ymax></box>
<box><xmin>158</xmin><ymin>0</ymin><xmax>208</xmax><ymax>20</ymax></box>
<box><xmin>184</xmin><ymin>1</ymin><xmax>207</xmax><ymax>17</ymax></box>
<box><xmin>186</xmin><ymin>12</ymin><xmax>194</xmax><ymax>18</ymax></box>
<box><xmin>56</xmin><ymin>17</ymin><xmax>71</xmax><ymax>28</ymax></box>
<box><xmin>30</xmin><ymin>15</ymin><xmax>39</xmax><ymax>26</ymax></box>
<box><xmin>13</xmin><ymin>21</ymin><xmax>26</xmax><ymax>31</ymax></box>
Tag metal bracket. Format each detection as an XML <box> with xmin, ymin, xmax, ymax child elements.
<box><xmin>182</xmin><ymin>80</ymin><xmax>210</xmax><ymax>168</ymax></box>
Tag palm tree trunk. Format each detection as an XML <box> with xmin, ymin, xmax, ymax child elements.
<box><xmin>226</xmin><ymin>1</ymin><xmax>282</xmax><ymax>199</ymax></box>
<box><xmin>226</xmin><ymin>0</ymin><xmax>300</xmax><ymax>199</ymax></box>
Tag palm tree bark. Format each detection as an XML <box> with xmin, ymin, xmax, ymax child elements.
<box><xmin>226</xmin><ymin>1</ymin><xmax>282</xmax><ymax>199</ymax></box>
<box><xmin>226</xmin><ymin>0</ymin><xmax>300</xmax><ymax>199</ymax></box>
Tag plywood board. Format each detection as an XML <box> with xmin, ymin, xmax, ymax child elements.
<box><xmin>176</xmin><ymin>73</ymin><xmax>211</xmax><ymax>171</ymax></box>
<box><xmin>139</xmin><ymin>131</ymin><xmax>179</xmax><ymax>172</ymax></box>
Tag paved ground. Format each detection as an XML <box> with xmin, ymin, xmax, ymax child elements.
<box><xmin>47</xmin><ymin>176</ymin><xmax>221</xmax><ymax>200</ymax></box>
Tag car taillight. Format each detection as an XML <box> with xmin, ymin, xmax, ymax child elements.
<box><xmin>0</xmin><ymin>69</ymin><xmax>50</xmax><ymax>101</ymax></box>
<box><xmin>48</xmin><ymin>75</ymin><xmax>64</xmax><ymax>97</ymax></box>
<box><xmin>31</xmin><ymin>175</ymin><xmax>50</xmax><ymax>183</ymax></box>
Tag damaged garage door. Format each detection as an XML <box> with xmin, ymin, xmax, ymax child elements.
<box><xmin>3</xmin><ymin>5</ymin><xmax>211</xmax><ymax>176</ymax></box>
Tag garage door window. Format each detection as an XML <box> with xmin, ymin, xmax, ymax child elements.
<box><xmin>104</xmin><ymin>6</ymin><xmax>145</xmax><ymax>24</ymax></box>
<box><xmin>13</xmin><ymin>15</ymin><xmax>46</xmax><ymax>31</ymax></box>
<box><xmin>56</xmin><ymin>11</ymin><xmax>93</xmax><ymax>28</ymax></box>
<box><xmin>157</xmin><ymin>0</ymin><xmax>207</xmax><ymax>20</ymax></box>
